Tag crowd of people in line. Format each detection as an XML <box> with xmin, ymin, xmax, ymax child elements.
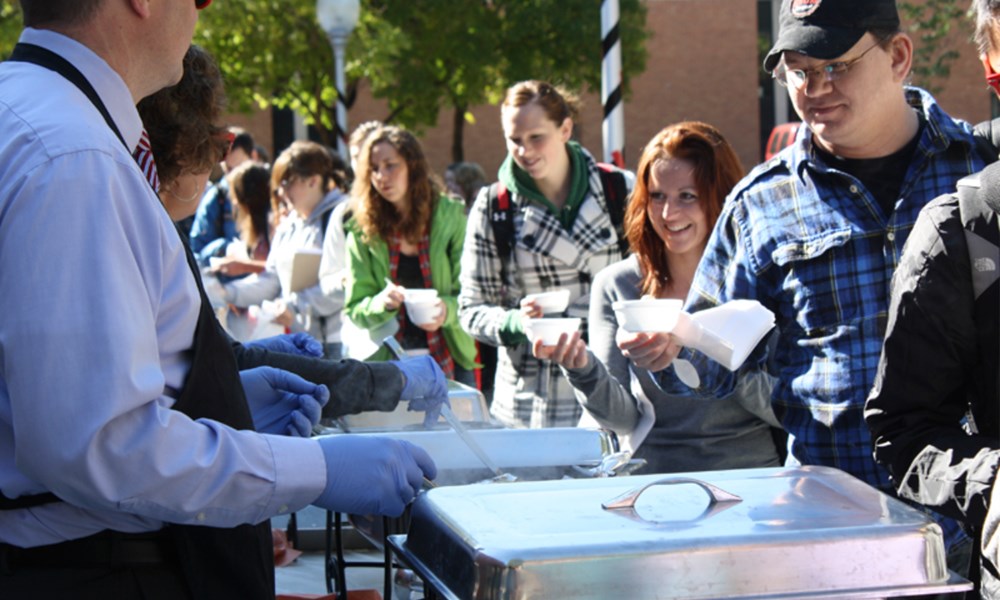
<box><xmin>1</xmin><ymin>0</ymin><xmax>999</xmax><ymax>598</ymax></box>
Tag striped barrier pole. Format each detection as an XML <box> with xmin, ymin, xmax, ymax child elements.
<box><xmin>601</xmin><ymin>0</ymin><xmax>625</xmax><ymax>168</ymax></box>
<box><xmin>331</xmin><ymin>33</ymin><xmax>349</xmax><ymax>160</ymax></box>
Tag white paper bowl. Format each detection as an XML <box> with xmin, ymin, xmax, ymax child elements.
<box><xmin>522</xmin><ymin>289</ymin><xmax>571</xmax><ymax>314</ymax></box>
<box><xmin>612</xmin><ymin>299</ymin><xmax>683</xmax><ymax>333</ymax></box>
<box><xmin>524</xmin><ymin>318</ymin><xmax>581</xmax><ymax>346</ymax></box>
<box><xmin>405</xmin><ymin>298</ymin><xmax>442</xmax><ymax>325</ymax></box>
<box><xmin>403</xmin><ymin>288</ymin><xmax>439</xmax><ymax>302</ymax></box>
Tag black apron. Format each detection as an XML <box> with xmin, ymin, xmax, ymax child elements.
<box><xmin>0</xmin><ymin>43</ymin><xmax>274</xmax><ymax>599</ymax></box>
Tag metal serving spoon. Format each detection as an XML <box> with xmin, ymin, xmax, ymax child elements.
<box><xmin>382</xmin><ymin>335</ymin><xmax>517</xmax><ymax>483</ymax></box>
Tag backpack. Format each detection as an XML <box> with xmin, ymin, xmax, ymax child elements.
<box><xmin>317</xmin><ymin>203</ymin><xmax>337</xmax><ymax>240</ymax></box>
<box><xmin>486</xmin><ymin>163</ymin><xmax>629</xmax><ymax>294</ymax></box>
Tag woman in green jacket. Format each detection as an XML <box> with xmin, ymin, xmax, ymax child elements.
<box><xmin>345</xmin><ymin>125</ymin><xmax>478</xmax><ymax>386</ymax></box>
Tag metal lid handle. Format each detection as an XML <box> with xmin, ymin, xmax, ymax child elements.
<box><xmin>602</xmin><ymin>476</ymin><xmax>742</xmax><ymax>510</ymax></box>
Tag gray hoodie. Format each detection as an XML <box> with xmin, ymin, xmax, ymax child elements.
<box><xmin>225</xmin><ymin>189</ymin><xmax>345</xmax><ymax>343</ymax></box>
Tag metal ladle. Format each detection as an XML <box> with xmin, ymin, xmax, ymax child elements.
<box><xmin>382</xmin><ymin>335</ymin><xmax>517</xmax><ymax>483</ymax></box>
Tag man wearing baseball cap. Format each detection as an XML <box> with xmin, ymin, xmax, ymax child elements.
<box><xmin>0</xmin><ymin>2</ymin><xmax>437</xmax><ymax>598</ymax></box>
<box><xmin>638</xmin><ymin>0</ymin><xmax>981</xmax><ymax>579</ymax></box>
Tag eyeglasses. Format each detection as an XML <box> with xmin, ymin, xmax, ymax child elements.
<box><xmin>985</xmin><ymin>60</ymin><xmax>1000</xmax><ymax>98</ymax></box>
<box><xmin>195</xmin><ymin>0</ymin><xmax>212</xmax><ymax>9</ymax></box>
<box><xmin>278</xmin><ymin>175</ymin><xmax>300</xmax><ymax>191</ymax></box>
<box><xmin>773</xmin><ymin>38</ymin><xmax>886</xmax><ymax>90</ymax></box>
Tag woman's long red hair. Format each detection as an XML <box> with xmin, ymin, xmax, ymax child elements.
<box><xmin>625</xmin><ymin>122</ymin><xmax>745</xmax><ymax>297</ymax></box>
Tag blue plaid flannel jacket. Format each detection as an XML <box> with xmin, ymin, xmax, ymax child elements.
<box><xmin>656</xmin><ymin>87</ymin><xmax>984</xmax><ymax>547</ymax></box>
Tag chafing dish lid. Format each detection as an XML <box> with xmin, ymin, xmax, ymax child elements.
<box><xmin>397</xmin><ymin>466</ymin><xmax>967</xmax><ymax>599</ymax></box>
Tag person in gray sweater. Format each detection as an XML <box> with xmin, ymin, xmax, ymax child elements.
<box><xmin>534</xmin><ymin>122</ymin><xmax>782</xmax><ymax>473</ymax></box>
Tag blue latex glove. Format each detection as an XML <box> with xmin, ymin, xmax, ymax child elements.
<box><xmin>244</xmin><ymin>333</ymin><xmax>323</xmax><ymax>358</ymax></box>
<box><xmin>239</xmin><ymin>366</ymin><xmax>329</xmax><ymax>436</ymax></box>
<box><xmin>314</xmin><ymin>436</ymin><xmax>436</xmax><ymax>517</ymax></box>
<box><xmin>397</xmin><ymin>355</ymin><xmax>450</xmax><ymax>428</ymax></box>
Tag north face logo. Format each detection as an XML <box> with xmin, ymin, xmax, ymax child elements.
<box><xmin>974</xmin><ymin>257</ymin><xmax>997</xmax><ymax>273</ymax></box>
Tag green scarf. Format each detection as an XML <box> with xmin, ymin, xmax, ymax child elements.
<box><xmin>497</xmin><ymin>140</ymin><xmax>590</xmax><ymax>229</ymax></box>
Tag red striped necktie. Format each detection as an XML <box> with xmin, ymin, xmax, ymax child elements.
<box><xmin>133</xmin><ymin>129</ymin><xmax>160</xmax><ymax>193</ymax></box>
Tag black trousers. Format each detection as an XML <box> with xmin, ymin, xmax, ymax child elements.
<box><xmin>1</xmin><ymin>563</ymin><xmax>192</xmax><ymax>599</ymax></box>
<box><xmin>0</xmin><ymin>530</ymin><xmax>192</xmax><ymax>600</ymax></box>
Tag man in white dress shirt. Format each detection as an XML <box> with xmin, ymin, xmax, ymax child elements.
<box><xmin>0</xmin><ymin>2</ymin><xmax>437</xmax><ymax>597</ymax></box>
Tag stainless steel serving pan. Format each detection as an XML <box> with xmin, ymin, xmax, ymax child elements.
<box><xmin>330</xmin><ymin>427</ymin><xmax>630</xmax><ymax>561</ymax></box>
<box><xmin>390</xmin><ymin>466</ymin><xmax>972</xmax><ymax>599</ymax></box>
<box><xmin>320</xmin><ymin>379</ymin><xmax>494</xmax><ymax>433</ymax></box>
<box><xmin>317</xmin><ymin>427</ymin><xmax>623</xmax><ymax>486</ymax></box>
<box><xmin>330</xmin><ymin>322</ymin><xmax>494</xmax><ymax>433</ymax></box>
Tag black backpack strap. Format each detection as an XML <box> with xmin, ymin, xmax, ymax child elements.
<box><xmin>487</xmin><ymin>167</ymin><xmax>628</xmax><ymax>297</ymax></box>
<box><xmin>596</xmin><ymin>162</ymin><xmax>630</xmax><ymax>256</ymax></box>
<box><xmin>487</xmin><ymin>182</ymin><xmax>515</xmax><ymax>301</ymax></box>
<box><xmin>973</xmin><ymin>117</ymin><xmax>1000</xmax><ymax>165</ymax></box>
<box><xmin>317</xmin><ymin>203</ymin><xmax>338</xmax><ymax>240</ymax></box>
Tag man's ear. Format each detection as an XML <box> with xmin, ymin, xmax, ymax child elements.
<box><xmin>888</xmin><ymin>33</ymin><xmax>914</xmax><ymax>84</ymax></box>
<box><xmin>128</xmin><ymin>0</ymin><xmax>152</xmax><ymax>19</ymax></box>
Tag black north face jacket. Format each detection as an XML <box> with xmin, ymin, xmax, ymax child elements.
<box><xmin>866</xmin><ymin>162</ymin><xmax>1000</xmax><ymax>597</ymax></box>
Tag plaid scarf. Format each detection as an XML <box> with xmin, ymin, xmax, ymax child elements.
<box><xmin>388</xmin><ymin>235</ymin><xmax>455</xmax><ymax>379</ymax></box>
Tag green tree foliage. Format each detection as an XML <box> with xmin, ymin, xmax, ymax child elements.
<box><xmin>195</xmin><ymin>0</ymin><xmax>346</xmax><ymax>148</ymax></box>
<box><xmin>0</xmin><ymin>1</ymin><xmax>22</xmax><ymax>56</ymax></box>
<box><xmin>0</xmin><ymin>1</ymin><xmax>649</xmax><ymax>161</ymax></box>
<box><xmin>203</xmin><ymin>0</ymin><xmax>649</xmax><ymax>161</ymax></box>
<box><xmin>354</xmin><ymin>0</ymin><xmax>648</xmax><ymax>161</ymax></box>
<box><xmin>899</xmin><ymin>0</ymin><xmax>967</xmax><ymax>95</ymax></box>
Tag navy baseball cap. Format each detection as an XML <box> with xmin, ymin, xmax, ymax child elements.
<box><xmin>763</xmin><ymin>0</ymin><xmax>900</xmax><ymax>73</ymax></box>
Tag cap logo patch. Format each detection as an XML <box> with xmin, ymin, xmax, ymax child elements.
<box><xmin>791</xmin><ymin>0</ymin><xmax>822</xmax><ymax>17</ymax></box>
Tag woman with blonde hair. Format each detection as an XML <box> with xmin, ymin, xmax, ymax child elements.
<box><xmin>534</xmin><ymin>122</ymin><xmax>783</xmax><ymax>472</ymax></box>
<box><xmin>345</xmin><ymin>125</ymin><xmax>477</xmax><ymax>386</ymax></box>
<box><xmin>458</xmin><ymin>80</ymin><xmax>632</xmax><ymax>428</ymax></box>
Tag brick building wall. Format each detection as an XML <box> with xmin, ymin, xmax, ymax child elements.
<box><xmin>234</xmin><ymin>0</ymin><xmax>992</xmax><ymax>178</ymax></box>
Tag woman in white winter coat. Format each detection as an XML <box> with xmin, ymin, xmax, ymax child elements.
<box><xmin>223</xmin><ymin>141</ymin><xmax>348</xmax><ymax>358</ymax></box>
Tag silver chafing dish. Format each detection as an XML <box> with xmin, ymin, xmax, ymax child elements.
<box><xmin>323</xmin><ymin>379</ymin><xmax>495</xmax><ymax>433</ymax></box>
<box><xmin>389</xmin><ymin>466</ymin><xmax>973</xmax><ymax>599</ymax></box>
<box><xmin>317</xmin><ymin>375</ymin><xmax>639</xmax><ymax>598</ymax></box>
<box><xmin>327</xmin><ymin>426</ymin><xmax>634</xmax><ymax>552</ymax></box>
<box><xmin>343</xmin><ymin>427</ymin><xmax>625</xmax><ymax>485</ymax></box>
<box><xmin>340</xmin><ymin>426</ymin><xmax>634</xmax><ymax>599</ymax></box>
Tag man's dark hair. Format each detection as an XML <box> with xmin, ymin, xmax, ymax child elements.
<box><xmin>230</xmin><ymin>128</ymin><xmax>256</xmax><ymax>158</ymax></box>
<box><xmin>868</xmin><ymin>26</ymin><xmax>904</xmax><ymax>52</ymax></box>
<box><xmin>19</xmin><ymin>0</ymin><xmax>102</xmax><ymax>28</ymax></box>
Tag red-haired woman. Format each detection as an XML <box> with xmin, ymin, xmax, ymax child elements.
<box><xmin>535</xmin><ymin>122</ymin><xmax>783</xmax><ymax>473</ymax></box>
